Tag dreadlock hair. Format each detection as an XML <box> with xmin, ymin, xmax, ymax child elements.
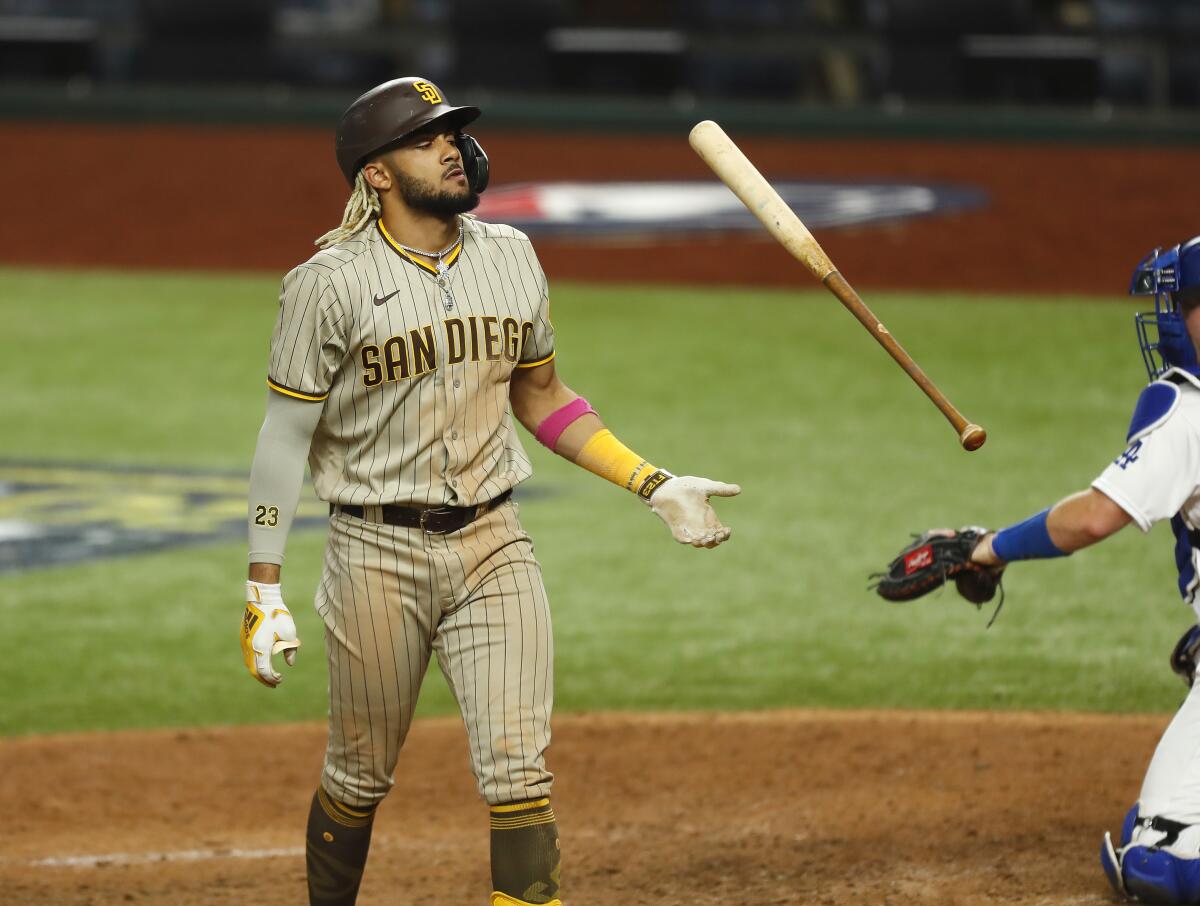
<box><xmin>314</xmin><ymin>171</ymin><xmax>381</xmax><ymax>249</ymax></box>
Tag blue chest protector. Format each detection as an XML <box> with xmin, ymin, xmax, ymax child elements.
<box><xmin>1127</xmin><ymin>378</ymin><xmax>1196</xmax><ymax>601</ymax></box>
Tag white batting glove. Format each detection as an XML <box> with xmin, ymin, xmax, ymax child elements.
<box><xmin>240</xmin><ymin>581</ymin><xmax>301</xmax><ymax>688</ymax></box>
<box><xmin>645</xmin><ymin>475</ymin><xmax>741</xmax><ymax>548</ymax></box>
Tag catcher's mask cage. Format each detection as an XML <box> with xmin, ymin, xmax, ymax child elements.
<box><xmin>1131</xmin><ymin>236</ymin><xmax>1200</xmax><ymax>380</ymax></box>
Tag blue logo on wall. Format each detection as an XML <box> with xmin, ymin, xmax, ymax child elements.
<box><xmin>472</xmin><ymin>180</ymin><xmax>987</xmax><ymax>237</ymax></box>
<box><xmin>0</xmin><ymin>461</ymin><xmax>329</xmax><ymax>573</ymax></box>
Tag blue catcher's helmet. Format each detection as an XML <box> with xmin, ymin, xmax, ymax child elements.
<box><xmin>1132</xmin><ymin>236</ymin><xmax>1200</xmax><ymax>380</ymax></box>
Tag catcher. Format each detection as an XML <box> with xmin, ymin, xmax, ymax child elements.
<box><xmin>875</xmin><ymin>236</ymin><xmax>1200</xmax><ymax>906</ymax></box>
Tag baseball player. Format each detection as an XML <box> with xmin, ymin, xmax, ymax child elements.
<box><xmin>906</xmin><ymin>236</ymin><xmax>1200</xmax><ymax>904</ymax></box>
<box><xmin>237</xmin><ymin>77</ymin><xmax>739</xmax><ymax>906</ymax></box>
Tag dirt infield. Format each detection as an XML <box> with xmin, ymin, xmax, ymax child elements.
<box><xmin>3</xmin><ymin>121</ymin><xmax>1199</xmax><ymax>294</ymax></box>
<box><xmin>0</xmin><ymin>709</ymin><xmax>1164</xmax><ymax>905</ymax></box>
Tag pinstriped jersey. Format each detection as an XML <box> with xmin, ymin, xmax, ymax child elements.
<box><xmin>267</xmin><ymin>216</ymin><xmax>555</xmax><ymax>507</ymax></box>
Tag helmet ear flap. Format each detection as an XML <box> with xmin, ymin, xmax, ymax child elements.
<box><xmin>456</xmin><ymin>133</ymin><xmax>489</xmax><ymax>194</ymax></box>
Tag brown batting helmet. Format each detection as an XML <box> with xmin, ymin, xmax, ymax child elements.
<box><xmin>335</xmin><ymin>77</ymin><xmax>481</xmax><ymax>185</ymax></box>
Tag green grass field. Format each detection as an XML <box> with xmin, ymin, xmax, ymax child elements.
<box><xmin>0</xmin><ymin>266</ymin><xmax>1187</xmax><ymax>736</ymax></box>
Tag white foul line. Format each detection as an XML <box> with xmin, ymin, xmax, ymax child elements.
<box><xmin>26</xmin><ymin>845</ymin><xmax>305</xmax><ymax>868</ymax></box>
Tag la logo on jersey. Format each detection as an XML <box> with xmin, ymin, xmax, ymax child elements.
<box><xmin>1115</xmin><ymin>439</ymin><xmax>1143</xmax><ymax>470</ymax></box>
<box><xmin>413</xmin><ymin>81</ymin><xmax>442</xmax><ymax>104</ymax></box>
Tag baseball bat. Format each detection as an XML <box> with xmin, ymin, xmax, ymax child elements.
<box><xmin>688</xmin><ymin>120</ymin><xmax>986</xmax><ymax>452</ymax></box>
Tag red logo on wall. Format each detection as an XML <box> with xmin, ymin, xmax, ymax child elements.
<box><xmin>472</xmin><ymin>180</ymin><xmax>987</xmax><ymax>239</ymax></box>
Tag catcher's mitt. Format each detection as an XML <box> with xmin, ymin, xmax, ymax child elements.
<box><xmin>870</xmin><ymin>528</ymin><xmax>1006</xmax><ymax>624</ymax></box>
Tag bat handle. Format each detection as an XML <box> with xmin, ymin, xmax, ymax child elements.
<box><xmin>823</xmin><ymin>272</ymin><xmax>987</xmax><ymax>452</ymax></box>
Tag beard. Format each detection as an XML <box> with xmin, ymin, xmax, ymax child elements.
<box><xmin>395</xmin><ymin>169</ymin><xmax>480</xmax><ymax>216</ymax></box>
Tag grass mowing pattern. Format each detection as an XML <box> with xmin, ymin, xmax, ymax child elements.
<box><xmin>0</xmin><ymin>267</ymin><xmax>1186</xmax><ymax>734</ymax></box>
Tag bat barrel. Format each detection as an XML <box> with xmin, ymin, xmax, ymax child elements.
<box><xmin>689</xmin><ymin>120</ymin><xmax>837</xmax><ymax>281</ymax></box>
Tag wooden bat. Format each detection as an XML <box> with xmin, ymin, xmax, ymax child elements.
<box><xmin>688</xmin><ymin>119</ymin><xmax>986</xmax><ymax>452</ymax></box>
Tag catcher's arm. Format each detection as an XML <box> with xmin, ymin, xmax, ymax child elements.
<box><xmin>971</xmin><ymin>488</ymin><xmax>1132</xmax><ymax>567</ymax></box>
<box><xmin>874</xmin><ymin>485</ymin><xmax>1135</xmax><ymax>628</ymax></box>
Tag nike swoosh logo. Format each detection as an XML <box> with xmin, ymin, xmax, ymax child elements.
<box><xmin>373</xmin><ymin>290</ymin><xmax>401</xmax><ymax>307</ymax></box>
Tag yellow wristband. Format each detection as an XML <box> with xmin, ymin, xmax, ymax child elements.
<box><xmin>576</xmin><ymin>429</ymin><xmax>672</xmax><ymax>499</ymax></box>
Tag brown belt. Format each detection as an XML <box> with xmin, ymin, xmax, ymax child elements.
<box><xmin>330</xmin><ymin>490</ymin><xmax>512</xmax><ymax>535</ymax></box>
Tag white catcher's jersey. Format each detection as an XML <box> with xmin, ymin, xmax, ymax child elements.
<box><xmin>1092</xmin><ymin>369</ymin><xmax>1200</xmax><ymax>610</ymax></box>
<box><xmin>267</xmin><ymin>216</ymin><xmax>555</xmax><ymax>507</ymax></box>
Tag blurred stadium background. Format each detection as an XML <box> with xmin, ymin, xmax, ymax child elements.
<box><xmin>3</xmin><ymin>3</ymin><xmax>1200</xmax><ymax>903</ymax></box>
<box><xmin>4</xmin><ymin>0</ymin><xmax>1200</xmax><ymax>761</ymax></box>
<box><xmin>5</xmin><ymin>0</ymin><xmax>1200</xmax><ymax>110</ymax></box>
<box><xmin>2</xmin><ymin>0</ymin><xmax>1200</xmax><ymax>286</ymax></box>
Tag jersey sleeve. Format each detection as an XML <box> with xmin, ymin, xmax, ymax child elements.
<box><xmin>1092</xmin><ymin>407</ymin><xmax>1200</xmax><ymax>532</ymax></box>
<box><xmin>515</xmin><ymin>243</ymin><xmax>556</xmax><ymax>368</ymax></box>
<box><xmin>267</xmin><ymin>265</ymin><xmax>348</xmax><ymax>401</ymax></box>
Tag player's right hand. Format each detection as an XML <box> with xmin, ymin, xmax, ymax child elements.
<box><xmin>645</xmin><ymin>475</ymin><xmax>740</xmax><ymax>549</ymax></box>
<box><xmin>240</xmin><ymin>581</ymin><xmax>301</xmax><ymax>688</ymax></box>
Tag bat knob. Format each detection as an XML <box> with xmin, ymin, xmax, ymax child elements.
<box><xmin>960</xmin><ymin>424</ymin><xmax>987</xmax><ymax>452</ymax></box>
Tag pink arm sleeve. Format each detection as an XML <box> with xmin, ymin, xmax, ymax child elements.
<box><xmin>534</xmin><ymin>396</ymin><xmax>597</xmax><ymax>451</ymax></box>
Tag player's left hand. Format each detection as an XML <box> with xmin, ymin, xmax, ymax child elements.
<box><xmin>967</xmin><ymin>531</ymin><xmax>1003</xmax><ymax>567</ymax></box>
<box><xmin>646</xmin><ymin>475</ymin><xmax>740</xmax><ymax>548</ymax></box>
<box><xmin>240</xmin><ymin>581</ymin><xmax>301</xmax><ymax>688</ymax></box>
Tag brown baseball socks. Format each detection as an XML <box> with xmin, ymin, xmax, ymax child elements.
<box><xmin>305</xmin><ymin>786</ymin><xmax>377</xmax><ymax>905</ymax></box>
<box><xmin>489</xmin><ymin>798</ymin><xmax>562</xmax><ymax>905</ymax></box>
<box><xmin>306</xmin><ymin>789</ymin><xmax>562</xmax><ymax>905</ymax></box>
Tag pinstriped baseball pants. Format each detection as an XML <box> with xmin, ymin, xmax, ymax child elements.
<box><xmin>314</xmin><ymin>500</ymin><xmax>554</xmax><ymax>808</ymax></box>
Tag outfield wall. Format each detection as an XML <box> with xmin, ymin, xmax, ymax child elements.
<box><xmin>3</xmin><ymin>120</ymin><xmax>1197</xmax><ymax>294</ymax></box>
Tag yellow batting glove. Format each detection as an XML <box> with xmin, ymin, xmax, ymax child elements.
<box><xmin>240</xmin><ymin>581</ymin><xmax>301</xmax><ymax>688</ymax></box>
